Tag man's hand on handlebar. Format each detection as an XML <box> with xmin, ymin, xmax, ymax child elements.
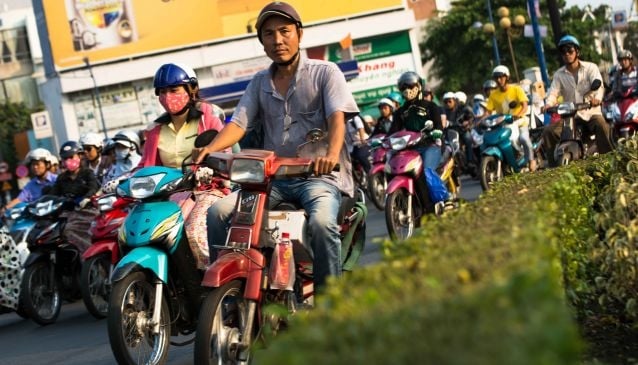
<box><xmin>314</xmin><ymin>154</ymin><xmax>339</xmax><ymax>175</ymax></box>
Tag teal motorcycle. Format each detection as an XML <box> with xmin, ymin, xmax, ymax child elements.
<box><xmin>107</xmin><ymin>131</ymin><xmax>219</xmax><ymax>365</ymax></box>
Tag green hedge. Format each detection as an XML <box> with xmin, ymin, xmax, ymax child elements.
<box><xmin>253</xmin><ymin>144</ymin><xmax>637</xmax><ymax>364</ymax></box>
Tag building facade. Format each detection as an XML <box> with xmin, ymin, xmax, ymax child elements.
<box><xmin>33</xmin><ymin>0</ymin><xmax>431</xmax><ymax>151</ymax></box>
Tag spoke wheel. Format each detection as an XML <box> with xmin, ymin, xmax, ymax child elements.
<box><xmin>108</xmin><ymin>271</ymin><xmax>170</xmax><ymax>365</ymax></box>
<box><xmin>385</xmin><ymin>189</ymin><xmax>415</xmax><ymax>241</ymax></box>
<box><xmin>81</xmin><ymin>253</ymin><xmax>111</xmax><ymax>319</ymax></box>
<box><xmin>194</xmin><ymin>280</ymin><xmax>250</xmax><ymax>365</ymax></box>
<box><xmin>20</xmin><ymin>261</ymin><xmax>61</xmax><ymax>326</ymax></box>
<box><xmin>479</xmin><ymin>156</ymin><xmax>502</xmax><ymax>191</ymax></box>
<box><xmin>368</xmin><ymin>172</ymin><xmax>386</xmax><ymax>210</ymax></box>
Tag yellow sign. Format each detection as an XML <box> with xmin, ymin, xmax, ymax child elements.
<box><xmin>44</xmin><ymin>0</ymin><xmax>402</xmax><ymax>70</ymax></box>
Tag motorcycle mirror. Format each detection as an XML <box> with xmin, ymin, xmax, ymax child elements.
<box><xmin>590</xmin><ymin>79</ymin><xmax>602</xmax><ymax>91</ymax></box>
<box><xmin>421</xmin><ymin>120</ymin><xmax>434</xmax><ymax>132</ymax></box>
<box><xmin>305</xmin><ymin>128</ymin><xmax>325</xmax><ymax>142</ymax></box>
<box><xmin>194</xmin><ymin>129</ymin><xmax>219</xmax><ymax>148</ymax></box>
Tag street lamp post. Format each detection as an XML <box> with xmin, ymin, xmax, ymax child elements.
<box><xmin>83</xmin><ymin>57</ymin><xmax>108</xmax><ymax>139</ymax></box>
<box><xmin>483</xmin><ymin>7</ymin><xmax>526</xmax><ymax>82</ymax></box>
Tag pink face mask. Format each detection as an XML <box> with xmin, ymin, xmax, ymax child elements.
<box><xmin>159</xmin><ymin>92</ymin><xmax>190</xmax><ymax>115</ymax></box>
<box><xmin>64</xmin><ymin>157</ymin><xmax>81</xmax><ymax>172</ymax></box>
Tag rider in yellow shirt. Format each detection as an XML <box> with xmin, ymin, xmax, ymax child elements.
<box><xmin>485</xmin><ymin>65</ymin><xmax>536</xmax><ymax>171</ymax></box>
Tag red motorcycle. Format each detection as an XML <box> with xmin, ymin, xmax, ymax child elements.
<box><xmin>193</xmin><ymin>129</ymin><xmax>367</xmax><ymax>364</ymax></box>
<box><xmin>367</xmin><ymin>133</ymin><xmax>388</xmax><ymax>210</ymax></box>
<box><xmin>607</xmin><ymin>85</ymin><xmax>638</xmax><ymax>141</ymax></box>
<box><xmin>80</xmin><ymin>193</ymin><xmax>130</xmax><ymax>318</ymax></box>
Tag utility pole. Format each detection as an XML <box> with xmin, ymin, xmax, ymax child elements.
<box><xmin>83</xmin><ymin>57</ymin><xmax>108</xmax><ymax>139</ymax></box>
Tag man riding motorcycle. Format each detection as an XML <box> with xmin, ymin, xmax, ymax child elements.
<box><xmin>1</xmin><ymin>148</ymin><xmax>57</xmax><ymax>213</ymax></box>
<box><xmin>541</xmin><ymin>34</ymin><xmax>613</xmax><ymax>167</ymax></box>
<box><xmin>195</xmin><ymin>1</ymin><xmax>359</xmax><ymax>290</ymax></box>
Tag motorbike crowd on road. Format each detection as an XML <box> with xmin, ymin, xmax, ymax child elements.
<box><xmin>0</xmin><ymin>1</ymin><xmax>637</xmax><ymax>364</ymax></box>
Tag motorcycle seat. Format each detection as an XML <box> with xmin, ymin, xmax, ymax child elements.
<box><xmin>271</xmin><ymin>191</ymin><xmax>358</xmax><ymax>226</ymax></box>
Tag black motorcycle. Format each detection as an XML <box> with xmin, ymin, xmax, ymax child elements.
<box><xmin>20</xmin><ymin>195</ymin><xmax>80</xmax><ymax>325</ymax></box>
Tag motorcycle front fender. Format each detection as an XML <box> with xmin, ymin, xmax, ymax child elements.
<box><xmin>23</xmin><ymin>251</ymin><xmax>49</xmax><ymax>268</ymax></box>
<box><xmin>481</xmin><ymin>146</ymin><xmax>503</xmax><ymax>160</ymax></box>
<box><xmin>385</xmin><ymin>176</ymin><xmax>414</xmax><ymax>195</ymax></box>
<box><xmin>369</xmin><ymin>163</ymin><xmax>386</xmax><ymax>175</ymax></box>
<box><xmin>554</xmin><ymin>141</ymin><xmax>582</xmax><ymax>161</ymax></box>
<box><xmin>201</xmin><ymin>249</ymin><xmax>265</xmax><ymax>301</ymax></box>
<box><xmin>82</xmin><ymin>240</ymin><xmax>119</xmax><ymax>264</ymax></box>
<box><xmin>111</xmin><ymin>246</ymin><xmax>168</xmax><ymax>284</ymax></box>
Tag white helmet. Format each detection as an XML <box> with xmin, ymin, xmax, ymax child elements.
<box><xmin>378</xmin><ymin>98</ymin><xmax>396</xmax><ymax>112</ymax></box>
<box><xmin>473</xmin><ymin>94</ymin><xmax>485</xmax><ymax>102</ymax></box>
<box><xmin>455</xmin><ymin>91</ymin><xmax>467</xmax><ymax>104</ymax></box>
<box><xmin>80</xmin><ymin>132</ymin><xmax>104</xmax><ymax>149</ymax></box>
<box><xmin>442</xmin><ymin>91</ymin><xmax>456</xmax><ymax>101</ymax></box>
<box><xmin>112</xmin><ymin>130</ymin><xmax>141</xmax><ymax>152</ymax></box>
<box><xmin>492</xmin><ymin>65</ymin><xmax>510</xmax><ymax>78</ymax></box>
<box><xmin>25</xmin><ymin>148</ymin><xmax>54</xmax><ymax>165</ymax></box>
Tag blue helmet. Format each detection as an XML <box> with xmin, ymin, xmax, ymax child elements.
<box><xmin>386</xmin><ymin>91</ymin><xmax>404</xmax><ymax>106</ymax></box>
<box><xmin>557</xmin><ymin>35</ymin><xmax>580</xmax><ymax>50</ymax></box>
<box><xmin>153</xmin><ymin>63</ymin><xmax>198</xmax><ymax>95</ymax></box>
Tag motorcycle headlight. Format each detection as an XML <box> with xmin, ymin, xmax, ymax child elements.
<box><xmin>96</xmin><ymin>195</ymin><xmax>117</xmax><ymax>212</ymax></box>
<box><xmin>29</xmin><ymin>200</ymin><xmax>63</xmax><ymax>217</ymax></box>
<box><xmin>389</xmin><ymin>135</ymin><xmax>410</xmax><ymax>151</ymax></box>
<box><xmin>483</xmin><ymin>115</ymin><xmax>505</xmax><ymax>128</ymax></box>
<box><xmin>8</xmin><ymin>206</ymin><xmax>25</xmax><ymax>220</ymax></box>
<box><xmin>557</xmin><ymin>102</ymin><xmax>576</xmax><ymax>116</ymax></box>
<box><xmin>128</xmin><ymin>173</ymin><xmax>166</xmax><ymax>199</ymax></box>
<box><xmin>230</xmin><ymin>158</ymin><xmax>265</xmax><ymax>184</ymax></box>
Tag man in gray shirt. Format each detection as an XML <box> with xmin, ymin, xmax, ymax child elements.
<box><xmin>194</xmin><ymin>1</ymin><xmax>359</xmax><ymax>288</ymax></box>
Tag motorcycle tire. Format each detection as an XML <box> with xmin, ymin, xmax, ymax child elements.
<box><xmin>20</xmin><ymin>261</ymin><xmax>61</xmax><ymax>326</ymax></box>
<box><xmin>479</xmin><ymin>156</ymin><xmax>502</xmax><ymax>191</ymax></box>
<box><xmin>559</xmin><ymin>152</ymin><xmax>572</xmax><ymax>166</ymax></box>
<box><xmin>194</xmin><ymin>280</ymin><xmax>250</xmax><ymax>365</ymax></box>
<box><xmin>81</xmin><ymin>253</ymin><xmax>111</xmax><ymax>319</ymax></box>
<box><xmin>108</xmin><ymin>271</ymin><xmax>170</xmax><ymax>365</ymax></box>
<box><xmin>367</xmin><ymin>172</ymin><xmax>386</xmax><ymax>211</ymax></box>
<box><xmin>385</xmin><ymin>189</ymin><xmax>415</xmax><ymax>241</ymax></box>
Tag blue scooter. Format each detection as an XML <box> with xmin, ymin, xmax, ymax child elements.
<box><xmin>474</xmin><ymin>109</ymin><xmax>538</xmax><ymax>191</ymax></box>
<box><xmin>107</xmin><ymin>130</ymin><xmax>220</xmax><ymax>365</ymax></box>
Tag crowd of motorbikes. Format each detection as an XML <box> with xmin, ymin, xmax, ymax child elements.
<box><xmin>0</xmin><ymin>76</ymin><xmax>635</xmax><ymax>364</ymax></box>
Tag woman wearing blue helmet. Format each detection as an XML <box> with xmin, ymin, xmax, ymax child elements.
<box><xmin>139</xmin><ymin>62</ymin><xmax>226</xmax><ymax>168</ymax></box>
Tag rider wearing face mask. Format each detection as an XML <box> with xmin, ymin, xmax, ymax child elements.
<box><xmin>48</xmin><ymin>141</ymin><xmax>100</xmax><ymax>252</ymax></box>
<box><xmin>101</xmin><ymin>130</ymin><xmax>142</xmax><ymax>193</ymax></box>
<box><xmin>139</xmin><ymin>62</ymin><xmax>226</xmax><ymax>168</ymax></box>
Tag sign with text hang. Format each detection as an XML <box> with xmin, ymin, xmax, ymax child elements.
<box><xmin>31</xmin><ymin>111</ymin><xmax>53</xmax><ymax>139</ymax></box>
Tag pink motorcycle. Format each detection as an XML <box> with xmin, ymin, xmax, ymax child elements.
<box><xmin>383</xmin><ymin>122</ymin><xmax>450</xmax><ymax>241</ymax></box>
<box><xmin>608</xmin><ymin>85</ymin><xmax>638</xmax><ymax>141</ymax></box>
<box><xmin>366</xmin><ymin>133</ymin><xmax>388</xmax><ymax>210</ymax></box>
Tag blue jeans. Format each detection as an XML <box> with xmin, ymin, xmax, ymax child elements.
<box><xmin>417</xmin><ymin>144</ymin><xmax>442</xmax><ymax>171</ymax></box>
<box><xmin>207</xmin><ymin>179</ymin><xmax>342</xmax><ymax>288</ymax></box>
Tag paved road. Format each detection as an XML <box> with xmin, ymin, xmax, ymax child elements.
<box><xmin>0</xmin><ymin>176</ymin><xmax>482</xmax><ymax>364</ymax></box>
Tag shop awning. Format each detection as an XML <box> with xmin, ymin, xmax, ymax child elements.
<box><xmin>201</xmin><ymin>60</ymin><xmax>359</xmax><ymax>105</ymax></box>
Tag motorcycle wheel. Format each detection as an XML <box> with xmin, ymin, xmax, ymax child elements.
<box><xmin>81</xmin><ymin>253</ymin><xmax>111</xmax><ymax>319</ymax></box>
<box><xmin>368</xmin><ymin>172</ymin><xmax>386</xmax><ymax>210</ymax></box>
<box><xmin>479</xmin><ymin>156</ymin><xmax>502</xmax><ymax>191</ymax></box>
<box><xmin>108</xmin><ymin>271</ymin><xmax>170</xmax><ymax>365</ymax></box>
<box><xmin>353</xmin><ymin>166</ymin><xmax>369</xmax><ymax>197</ymax></box>
<box><xmin>559</xmin><ymin>152</ymin><xmax>572</xmax><ymax>166</ymax></box>
<box><xmin>20</xmin><ymin>261</ymin><xmax>61</xmax><ymax>326</ymax></box>
<box><xmin>385</xmin><ymin>189</ymin><xmax>415</xmax><ymax>241</ymax></box>
<box><xmin>194</xmin><ymin>280</ymin><xmax>250</xmax><ymax>365</ymax></box>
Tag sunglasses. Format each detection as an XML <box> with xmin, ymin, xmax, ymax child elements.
<box><xmin>560</xmin><ymin>48</ymin><xmax>576</xmax><ymax>55</ymax></box>
<box><xmin>444</xmin><ymin>99</ymin><xmax>454</xmax><ymax>103</ymax></box>
<box><xmin>399</xmin><ymin>83</ymin><xmax>418</xmax><ymax>91</ymax></box>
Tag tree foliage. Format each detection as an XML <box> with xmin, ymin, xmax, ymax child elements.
<box><xmin>420</xmin><ymin>0</ymin><xmax>611</xmax><ymax>97</ymax></box>
<box><xmin>0</xmin><ymin>102</ymin><xmax>39</xmax><ymax>169</ymax></box>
